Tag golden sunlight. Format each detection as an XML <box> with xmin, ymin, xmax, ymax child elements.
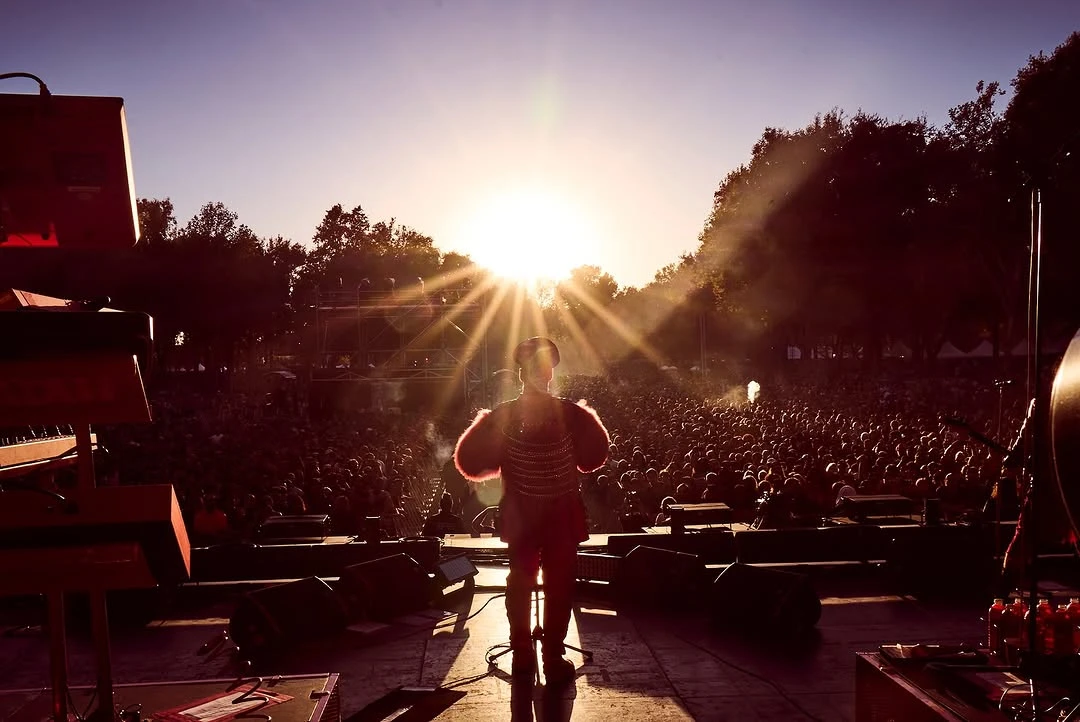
<box><xmin>456</xmin><ymin>188</ymin><xmax>599</xmax><ymax>285</ymax></box>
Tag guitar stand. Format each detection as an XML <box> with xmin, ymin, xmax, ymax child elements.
<box><xmin>488</xmin><ymin>586</ymin><xmax>593</xmax><ymax>684</ymax></box>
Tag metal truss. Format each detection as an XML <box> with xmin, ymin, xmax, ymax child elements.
<box><xmin>312</xmin><ymin>288</ymin><xmax>489</xmax><ymax>392</ymax></box>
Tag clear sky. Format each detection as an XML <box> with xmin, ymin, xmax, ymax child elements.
<box><xmin>4</xmin><ymin>0</ymin><xmax>1078</xmax><ymax>288</ymax></box>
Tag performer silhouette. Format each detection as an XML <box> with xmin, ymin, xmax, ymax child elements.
<box><xmin>454</xmin><ymin>337</ymin><xmax>610</xmax><ymax>682</ymax></box>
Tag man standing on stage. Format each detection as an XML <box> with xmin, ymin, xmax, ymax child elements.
<box><xmin>454</xmin><ymin>337</ymin><xmax>610</xmax><ymax>683</ymax></box>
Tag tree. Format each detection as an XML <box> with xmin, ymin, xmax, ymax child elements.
<box><xmin>302</xmin><ymin>204</ymin><xmax>371</xmax><ymax>282</ymax></box>
<box><xmin>177</xmin><ymin>202</ymin><xmax>262</xmax><ymax>255</ymax></box>
<box><xmin>932</xmin><ymin>81</ymin><xmax>1021</xmax><ymax>356</ymax></box>
<box><xmin>1001</xmin><ymin>31</ymin><xmax>1080</xmax><ymax>338</ymax></box>
<box><xmin>136</xmin><ymin>198</ymin><xmax>178</xmax><ymax>246</ymax></box>
<box><xmin>553</xmin><ymin>265</ymin><xmax>618</xmax><ymax>318</ymax></box>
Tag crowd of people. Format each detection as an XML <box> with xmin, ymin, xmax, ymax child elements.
<box><xmin>13</xmin><ymin>366</ymin><xmax>1029</xmax><ymax>545</ymax></box>
<box><xmin>565</xmin><ymin>373</ymin><xmax>1026</xmax><ymax>533</ymax></box>
<box><xmin>435</xmin><ymin>369</ymin><xmax>1029</xmax><ymax>535</ymax></box>
<box><xmin>94</xmin><ymin>386</ymin><xmax>457</xmax><ymax>546</ymax></box>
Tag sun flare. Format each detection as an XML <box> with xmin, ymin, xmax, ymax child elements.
<box><xmin>456</xmin><ymin>188</ymin><xmax>600</xmax><ymax>285</ymax></box>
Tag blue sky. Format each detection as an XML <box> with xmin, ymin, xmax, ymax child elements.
<box><xmin>4</xmin><ymin>0</ymin><xmax>1078</xmax><ymax>287</ymax></box>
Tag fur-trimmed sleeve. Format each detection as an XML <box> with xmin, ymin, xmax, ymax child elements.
<box><xmin>569</xmin><ymin>399</ymin><xmax>611</xmax><ymax>473</ymax></box>
<box><xmin>453</xmin><ymin>408</ymin><xmax>503</xmax><ymax>481</ymax></box>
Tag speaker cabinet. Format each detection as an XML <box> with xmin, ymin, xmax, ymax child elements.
<box><xmin>338</xmin><ymin>553</ymin><xmax>435</xmax><ymax>621</ymax></box>
<box><xmin>576</xmin><ymin>552</ymin><xmax>621</xmax><ymax>582</ymax></box>
<box><xmin>613</xmin><ymin>545</ymin><xmax>706</xmax><ymax>608</ymax></box>
<box><xmin>710</xmin><ymin>563</ymin><xmax>821</xmax><ymax>632</ymax></box>
<box><xmin>229</xmin><ymin>577</ymin><xmax>348</xmax><ymax>659</ymax></box>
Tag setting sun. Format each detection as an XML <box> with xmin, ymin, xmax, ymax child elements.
<box><xmin>455</xmin><ymin>188</ymin><xmax>600</xmax><ymax>285</ymax></box>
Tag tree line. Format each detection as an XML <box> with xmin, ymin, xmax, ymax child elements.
<box><xmin>1</xmin><ymin>32</ymin><xmax>1078</xmax><ymax>375</ymax></box>
<box><xmin>582</xmin><ymin>32</ymin><xmax>1080</xmax><ymax>369</ymax></box>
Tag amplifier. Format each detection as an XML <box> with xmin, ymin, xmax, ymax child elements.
<box><xmin>256</xmin><ymin>514</ymin><xmax>331</xmax><ymax>543</ymax></box>
<box><xmin>837</xmin><ymin>494</ymin><xmax>915</xmax><ymax>521</ymax></box>
<box><xmin>576</xmin><ymin>552</ymin><xmax>621</xmax><ymax>582</ymax></box>
<box><xmin>668</xmin><ymin>502</ymin><xmax>731</xmax><ymax>534</ymax></box>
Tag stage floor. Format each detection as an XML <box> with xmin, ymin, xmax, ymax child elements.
<box><xmin>0</xmin><ymin>568</ymin><xmax>984</xmax><ymax>721</ymax></box>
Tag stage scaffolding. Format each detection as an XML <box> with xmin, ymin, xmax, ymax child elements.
<box><xmin>310</xmin><ymin>286</ymin><xmax>490</xmax><ymax>408</ymax></box>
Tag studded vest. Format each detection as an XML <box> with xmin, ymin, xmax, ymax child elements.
<box><xmin>499</xmin><ymin>397</ymin><xmax>580</xmax><ymax>499</ymax></box>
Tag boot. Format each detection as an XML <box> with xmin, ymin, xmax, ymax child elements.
<box><xmin>542</xmin><ymin>655</ymin><xmax>576</xmax><ymax>685</ymax></box>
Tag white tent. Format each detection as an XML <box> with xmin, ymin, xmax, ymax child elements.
<box><xmin>937</xmin><ymin>342</ymin><xmax>969</xmax><ymax>359</ymax></box>
<box><xmin>968</xmin><ymin>340</ymin><xmax>994</xmax><ymax>358</ymax></box>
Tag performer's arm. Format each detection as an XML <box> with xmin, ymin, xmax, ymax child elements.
<box><xmin>569</xmin><ymin>400</ymin><xmax>611</xmax><ymax>473</ymax></box>
<box><xmin>454</xmin><ymin>408</ymin><xmax>504</xmax><ymax>481</ymax></box>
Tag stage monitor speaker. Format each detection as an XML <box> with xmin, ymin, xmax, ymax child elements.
<box><xmin>0</xmin><ymin>93</ymin><xmax>140</xmax><ymax>248</ymax></box>
<box><xmin>434</xmin><ymin>554</ymin><xmax>479</xmax><ymax>588</ymax></box>
<box><xmin>229</xmin><ymin>577</ymin><xmax>348</xmax><ymax>660</ymax></box>
<box><xmin>254</xmin><ymin>514</ymin><xmax>331</xmax><ymax>544</ymax></box>
<box><xmin>613</xmin><ymin>545</ymin><xmax>706</xmax><ymax>608</ymax></box>
<box><xmin>710</xmin><ymin>563</ymin><xmax>821</xmax><ymax>633</ymax></box>
<box><xmin>576</xmin><ymin>552</ymin><xmax>621</xmax><ymax>583</ymax></box>
<box><xmin>339</xmin><ymin>553</ymin><xmax>435</xmax><ymax>621</ymax></box>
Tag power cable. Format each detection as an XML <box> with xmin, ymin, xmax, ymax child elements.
<box><xmin>387</xmin><ymin>592</ymin><xmax>510</xmax><ymax>643</ymax></box>
<box><xmin>0</xmin><ymin>71</ymin><xmax>51</xmax><ymax>95</ymax></box>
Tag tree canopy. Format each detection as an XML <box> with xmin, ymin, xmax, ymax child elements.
<box><xmin>2</xmin><ymin>32</ymin><xmax>1079</xmax><ymax>376</ymax></box>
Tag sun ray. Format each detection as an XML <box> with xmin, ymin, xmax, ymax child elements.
<box><xmin>552</xmin><ymin>288</ymin><xmax>605</xmax><ymax>375</ymax></box>
<box><xmin>432</xmin><ymin>280</ymin><xmax>514</xmax><ymax>410</ymax></box>
<box><xmin>505</xmin><ymin>283</ymin><xmax>527</xmax><ymax>367</ymax></box>
<box><xmin>528</xmin><ymin>288</ymin><xmax>549</xmax><ymax>343</ymax></box>
<box><xmin>558</xmin><ymin>281</ymin><xmax>668</xmax><ymax>368</ymax></box>
<box><xmin>386</xmin><ymin>272</ymin><xmax>499</xmax><ymax>357</ymax></box>
<box><xmin>461</xmin><ymin>282</ymin><xmax>512</xmax><ymax>365</ymax></box>
<box><xmin>413</xmin><ymin>263</ymin><xmax>487</xmax><ymax>297</ymax></box>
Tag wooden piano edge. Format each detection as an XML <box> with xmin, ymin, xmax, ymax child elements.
<box><xmin>0</xmin><ymin>435</ymin><xmax>98</xmax><ymax>480</ymax></box>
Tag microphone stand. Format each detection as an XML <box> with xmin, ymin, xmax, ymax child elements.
<box><xmin>940</xmin><ymin>416</ymin><xmax>1013</xmax><ymax>550</ymax></box>
<box><xmin>995</xmin><ymin>379</ymin><xmax>1014</xmax><ymax>439</ymax></box>
<box><xmin>995</xmin><ymin>380</ymin><xmax>1013</xmax><ymax>570</ymax></box>
<box><xmin>1021</xmin><ymin>189</ymin><xmax>1044</xmax><ymax>720</ymax></box>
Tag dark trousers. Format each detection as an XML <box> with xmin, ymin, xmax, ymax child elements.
<box><xmin>506</xmin><ymin>535</ymin><xmax>578</xmax><ymax>658</ymax></box>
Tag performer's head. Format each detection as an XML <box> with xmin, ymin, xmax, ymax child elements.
<box><xmin>514</xmin><ymin>337</ymin><xmax>560</xmax><ymax>394</ymax></box>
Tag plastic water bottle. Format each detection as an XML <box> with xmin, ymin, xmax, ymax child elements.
<box><xmin>1025</xmin><ymin>598</ymin><xmax>1053</xmax><ymax>654</ymax></box>
<box><xmin>1038</xmin><ymin>598</ymin><xmax>1055</xmax><ymax>655</ymax></box>
<box><xmin>988</xmin><ymin>598</ymin><xmax>1006</xmax><ymax>653</ymax></box>
<box><xmin>1067</xmin><ymin>598</ymin><xmax>1080</xmax><ymax>654</ymax></box>
<box><xmin>1053</xmin><ymin>604</ymin><xmax>1073</xmax><ymax>656</ymax></box>
<box><xmin>1011</xmin><ymin>596</ymin><xmax>1029</xmax><ymax>649</ymax></box>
